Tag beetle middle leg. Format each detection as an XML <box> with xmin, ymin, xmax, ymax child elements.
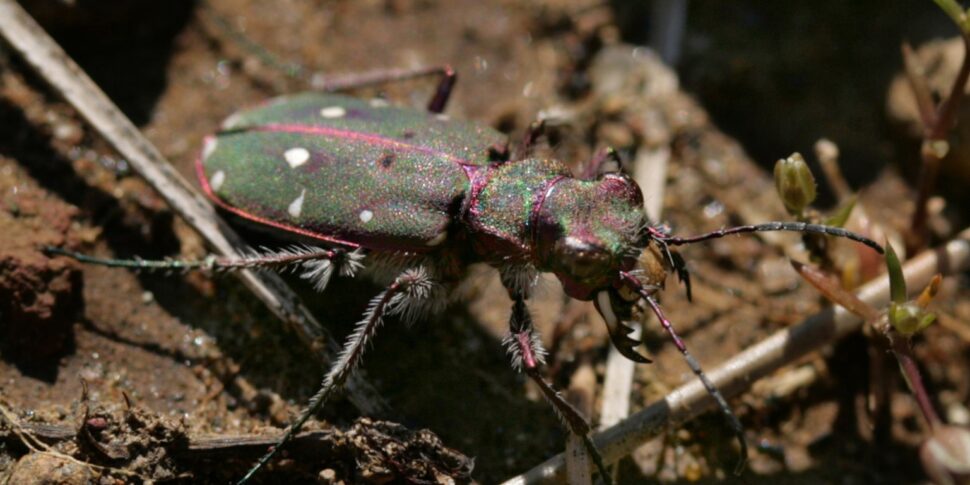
<box><xmin>239</xmin><ymin>266</ymin><xmax>436</xmax><ymax>484</ymax></box>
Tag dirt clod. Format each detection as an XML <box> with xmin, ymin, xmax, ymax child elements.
<box><xmin>6</xmin><ymin>452</ymin><xmax>93</xmax><ymax>485</ymax></box>
<box><xmin>344</xmin><ymin>418</ymin><xmax>473</xmax><ymax>484</ymax></box>
<box><xmin>0</xmin><ymin>186</ymin><xmax>82</xmax><ymax>364</ymax></box>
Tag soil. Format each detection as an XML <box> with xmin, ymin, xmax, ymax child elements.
<box><xmin>1</xmin><ymin>1</ymin><xmax>969</xmax><ymax>484</ymax></box>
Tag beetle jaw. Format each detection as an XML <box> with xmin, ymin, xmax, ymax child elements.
<box><xmin>555</xmin><ymin>240</ymin><xmax>668</xmax><ymax>300</ymax></box>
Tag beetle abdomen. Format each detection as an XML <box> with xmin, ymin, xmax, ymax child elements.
<box><xmin>197</xmin><ymin>93</ymin><xmax>508</xmax><ymax>252</ymax></box>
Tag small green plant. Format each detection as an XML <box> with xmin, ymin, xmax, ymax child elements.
<box><xmin>792</xmin><ymin>243</ymin><xmax>970</xmax><ymax>485</ymax></box>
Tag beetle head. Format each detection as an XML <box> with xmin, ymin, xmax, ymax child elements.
<box><xmin>535</xmin><ymin>172</ymin><xmax>662</xmax><ymax>301</ymax></box>
<box><xmin>533</xmin><ymin>170</ymin><xmax>678</xmax><ymax>362</ymax></box>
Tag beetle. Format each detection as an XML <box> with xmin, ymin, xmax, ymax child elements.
<box><xmin>48</xmin><ymin>67</ymin><xmax>883</xmax><ymax>483</ymax></box>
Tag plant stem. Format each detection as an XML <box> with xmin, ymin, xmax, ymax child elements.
<box><xmin>909</xmin><ymin>35</ymin><xmax>970</xmax><ymax>252</ymax></box>
<box><xmin>933</xmin><ymin>36</ymin><xmax>970</xmax><ymax>140</ymax></box>
<box><xmin>886</xmin><ymin>331</ymin><xmax>943</xmax><ymax>429</ymax></box>
<box><xmin>902</xmin><ymin>42</ymin><xmax>938</xmax><ymax>127</ymax></box>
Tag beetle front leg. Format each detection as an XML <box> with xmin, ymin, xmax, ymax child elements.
<box><xmin>512</xmin><ymin>119</ymin><xmax>546</xmax><ymax>160</ymax></box>
<box><xmin>632</xmin><ymin>286</ymin><xmax>749</xmax><ymax>474</ymax></box>
<box><xmin>310</xmin><ymin>65</ymin><xmax>457</xmax><ymax>113</ymax></box>
<box><xmin>503</xmin><ymin>293</ymin><xmax>613</xmax><ymax>484</ymax></box>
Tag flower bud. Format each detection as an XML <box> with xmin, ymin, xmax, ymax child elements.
<box><xmin>890</xmin><ymin>301</ymin><xmax>936</xmax><ymax>336</ymax></box>
<box><xmin>774</xmin><ymin>153</ymin><xmax>817</xmax><ymax>216</ymax></box>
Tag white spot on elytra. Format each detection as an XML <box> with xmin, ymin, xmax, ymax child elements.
<box><xmin>288</xmin><ymin>189</ymin><xmax>306</xmax><ymax>218</ymax></box>
<box><xmin>268</xmin><ymin>96</ymin><xmax>291</xmax><ymax>107</ymax></box>
<box><xmin>320</xmin><ymin>106</ymin><xmax>346</xmax><ymax>118</ymax></box>
<box><xmin>425</xmin><ymin>232</ymin><xmax>447</xmax><ymax>246</ymax></box>
<box><xmin>564</xmin><ymin>236</ymin><xmax>586</xmax><ymax>249</ymax></box>
<box><xmin>359</xmin><ymin>209</ymin><xmax>373</xmax><ymax>223</ymax></box>
<box><xmin>202</xmin><ymin>137</ymin><xmax>218</xmax><ymax>161</ymax></box>
<box><xmin>369</xmin><ymin>98</ymin><xmax>389</xmax><ymax>108</ymax></box>
<box><xmin>221</xmin><ymin>112</ymin><xmax>243</xmax><ymax>129</ymax></box>
<box><xmin>284</xmin><ymin>147</ymin><xmax>310</xmax><ymax>168</ymax></box>
<box><xmin>210</xmin><ymin>170</ymin><xmax>226</xmax><ymax>191</ymax></box>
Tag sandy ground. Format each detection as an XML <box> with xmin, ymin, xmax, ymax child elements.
<box><xmin>1</xmin><ymin>1</ymin><xmax>968</xmax><ymax>483</ymax></box>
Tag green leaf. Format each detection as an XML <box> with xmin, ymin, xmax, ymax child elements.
<box><xmin>823</xmin><ymin>195</ymin><xmax>857</xmax><ymax>228</ymax></box>
<box><xmin>890</xmin><ymin>302</ymin><xmax>936</xmax><ymax>336</ymax></box>
<box><xmin>934</xmin><ymin>0</ymin><xmax>970</xmax><ymax>34</ymax></box>
<box><xmin>885</xmin><ymin>241</ymin><xmax>906</xmax><ymax>304</ymax></box>
<box><xmin>791</xmin><ymin>260</ymin><xmax>881</xmax><ymax>321</ymax></box>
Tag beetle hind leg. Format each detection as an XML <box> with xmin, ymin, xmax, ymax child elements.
<box><xmin>309</xmin><ymin>65</ymin><xmax>457</xmax><ymax>113</ymax></box>
<box><xmin>44</xmin><ymin>244</ymin><xmax>363</xmax><ymax>293</ymax></box>
<box><xmin>201</xmin><ymin>4</ymin><xmax>457</xmax><ymax>112</ymax></box>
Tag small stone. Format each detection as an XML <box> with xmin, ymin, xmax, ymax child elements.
<box><xmin>319</xmin><ymin>468</ymin><xmax>337</xmax><ymax>483</ymax></box>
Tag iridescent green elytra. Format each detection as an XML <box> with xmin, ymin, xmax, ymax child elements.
<box><xmin>198</xmin><ymin>93</ymin><xmax>509</xmax><ymax>252</ymax></box>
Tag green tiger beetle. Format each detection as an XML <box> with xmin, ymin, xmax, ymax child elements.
<box><xmin>47</xmin><ymin>66</ymin><xmax>883</xmax><ymax>483</ymax></box>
